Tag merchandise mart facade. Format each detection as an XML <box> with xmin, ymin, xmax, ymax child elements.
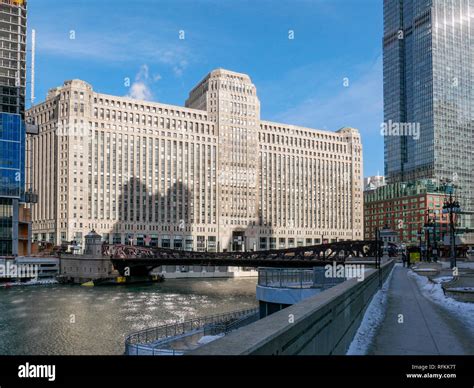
<box><xmin>383</xmin><ymin>0</ymin><xmax>474</xmax><ymax>231</ymax></box>
<box><xmin>26</xmin><ymin>69</ymin><xmax>363</xmax><ymax>252</ymax></box>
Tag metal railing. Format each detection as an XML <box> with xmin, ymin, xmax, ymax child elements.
<box><xmin>125</xmin><ymin>307</ymin><xmax>259</xmax><ymax>355</ymax></box>
<box><xmin>258</xmin><ymin>267</ymin><xmax>346</xmax><ymax>289</ymax></box>
<box><xmin>204</xmin><ymin>310</ymin><xmax>260</xmax><ymax>336</ymax></box>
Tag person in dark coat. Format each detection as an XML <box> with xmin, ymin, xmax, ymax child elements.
<box><xmin>402</xmin><ymin>252</ymin><xmax>407</xmax><ymax>267</ymax></box>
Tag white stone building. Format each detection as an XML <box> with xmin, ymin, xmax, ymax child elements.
<box><xmin>26</xmin><ymin>69</ymin><xmax>363</xmax><ymax>252</ymax></box>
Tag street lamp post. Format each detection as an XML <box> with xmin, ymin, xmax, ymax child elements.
<box><xmin>442</xmin><ymin>186</ymin><xmax>462</xmax><ymax>269</ymax></box>
<box><xmin>426</xmin><ymin>225</ymin><xmax>431</xmax><ymax>262</ymax></box>
<box><xmin>375</xmin><ymin>227</ymin><xmax>382</xmax><ymax>270</ymax></box>
<box><xmin>423</xmin><ymin>212</ymin><xmax>435</xmax><ymax>263</ymax></box>
<box><xmin>432</xmin><ymin>211</ymin><xmax>438</xmax><ymax>262</ymax></box>
<box><xmin>374</xmin><ymin>227</ymin><xmax>382</xmax><ymax>288</ymax></box>
<box><xmin>418</xmin><ymin>229</ymin><xmax>423</xmax><ymax>262</ymax></box>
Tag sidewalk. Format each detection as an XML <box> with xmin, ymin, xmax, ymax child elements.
<box><xmin>369</xmin><ymin>265</ymin><xmax>474</xmax><ymax>355</ymax></box>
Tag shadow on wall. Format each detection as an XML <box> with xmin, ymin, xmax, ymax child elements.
<box><xmin>105</xmin><ymin>174</ymin><xmax>324</xmax><ymax>253</ymax></box>
<box><xmin>239</xmin><ymin>202</ymin><xmax>327</xmax><ymax>252</ymax></box>
<box><xmin>109</xmin><ymin>177</ymin><xmax>193</xmax><ymax>249</ymax></box>
<box><xmin>230</xmin><ymin>201</ymin><xmax>276</xmax><ymax>253</ymax></box>
<box><xmin>106</xmin><ymin>176</ymin><xmax>321</xmax><ymax>253</ymax></box>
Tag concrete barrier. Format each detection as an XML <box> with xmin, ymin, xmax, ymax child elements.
<box><xmin>189</xmin><ymin>260</ymin><xmax>395</xmax><ymax>355</ymax></box>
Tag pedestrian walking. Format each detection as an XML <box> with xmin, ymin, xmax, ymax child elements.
<box><xmin>402</xmin><ymin>252</ymin><xmax>407</xmax><ymax>267</ymax></box>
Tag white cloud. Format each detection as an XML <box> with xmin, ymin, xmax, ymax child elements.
<box><xmin>128</xmin><ymin>82</ymin><xmax>152</xmax><ymax>101</ymax></box>
<box><xmin>172</xmin><ymin>60</ymin><xmax>188</xmax><ymax>77</ymax></box>
<box><xmin>127</xmin><ymin>64</ymin><xmax>160</xmax><ymax>101</ymax></box>
<box><xmin>37</xmin><ymin>29</ymin><xmax>192</xmax><ymax>78</ymax></box>
<box><xmin>274</xmin><ymin>56</ymin><xmax>383</xmax><ymax>135</ymax></box>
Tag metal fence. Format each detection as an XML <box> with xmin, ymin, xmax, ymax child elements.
<box><xmin>258</xmin><ymin>267</ymin><xmax>346</xmax><ymax>289</ymax></box>
<box><xmin>125</xmin><ymin>307</ymin><xmax>259</xmax><ymax>355</ymax></box>
<box><xmin>204</xmin><ymin>310</ymin><xmax>260</xmax><ymax>336</ymax></box>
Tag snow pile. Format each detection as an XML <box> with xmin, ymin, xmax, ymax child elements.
<box><xmin>431</xmin><ymin>276</ymin><xmax>454</xmax><ymax>284</ymax></box>
<box><xmin>346</xmin><ymin>264</ymin><xmax>398</xmax><ymax>355</ymax></box>
<box><xmin>408</xmin><ymin>271</ymin><xmax>474</xmax><ymax>333</ymax></box>
<box><xmin>197</xmin><ymin>334</ymin><xmax>224</xmax><ymax>345</ymax></box>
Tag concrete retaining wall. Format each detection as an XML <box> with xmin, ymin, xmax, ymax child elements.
<box><xmin>189</xmin><ymin>260</ymin><xmax>394</xmax><ymax>355</ymax></box>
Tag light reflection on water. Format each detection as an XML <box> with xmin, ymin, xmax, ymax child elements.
<box><xmin>0</xmin><ymin>277</ymin><xmax>257</xmax><ymax>355</ymax></box>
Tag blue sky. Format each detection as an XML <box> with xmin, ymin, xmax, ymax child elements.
<box><xmin>28</xmin><ymin>0</ymin><xmax>384</xmax><ymax>176</ymax></box>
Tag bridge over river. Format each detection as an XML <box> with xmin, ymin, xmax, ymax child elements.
<box><xmin>104</xmin><ymin>240</ymin><xmax>388</xmax><ymax>276</ymax></box>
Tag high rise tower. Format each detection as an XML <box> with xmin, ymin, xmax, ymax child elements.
<box><xmin>0</xmin><ymin>0</ymin><xmax>30</xmax><ymax>256</ymax></box>
<box><xmin>0</xmin><ymin>0</ymin><xmax>27</xmax><ymax>118</ymax></box>
<box><xmin>383</xmin><ymin>0</ymin><xmax>474</xmax><ymax>230</ymax></box>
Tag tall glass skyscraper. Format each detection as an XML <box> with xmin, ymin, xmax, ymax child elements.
<box><xmin>383</xmin><ymin>0</ymin><xmax>474</xmax><ymax>230</ymax></box>
<box><xmin>0</xmin><ymin>0</ymin><xmax>29</xmax><ymax>256</ymax></box>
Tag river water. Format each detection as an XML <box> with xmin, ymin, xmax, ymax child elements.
<box><xmin>0</xmin><ymin>278</ymin><xmax>257</xmax><ymax>355</ymax></box>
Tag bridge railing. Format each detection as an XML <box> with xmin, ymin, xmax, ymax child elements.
<box><xmin>125</xmin><ymin>307</ymin><xmax>259</xmax><ymax>355</ymax></box>
<box><xmin>107</xmin><ymin>240</ymin><xmax>384</xmax><ymax>262</ymax></box>
<box><xmin>258</xmin><ymin>267</ymin><xmax>346</xmax><ymax>289</ymax></box>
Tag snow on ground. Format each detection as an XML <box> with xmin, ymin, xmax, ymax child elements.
<box><xmin>197</xmin><ymin>334</ymin><xmax>224</xmax><ymax>345</ymax></box>
<box><xmin>431</xmin><ymin>276</ymin><xmax>454</xmax><ymax>284</ymax></box>
<box><xmin>408</xmin><ymin>271</ymin><xmax>474</xmax><ymax>334</ymax></box>
<box><xmin>439</xmin><ymin>261</ymin><xmax>474</xmax><ymax>270</ymax></box>
<box><xmin>346</xmin><ymin>263</ymin><xmax>398</xmax><ymax>355</ymax></box>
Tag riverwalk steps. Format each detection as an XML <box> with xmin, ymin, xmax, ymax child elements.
<box><xmin>368</xmin><ymin>266</ymin><xmax>474</xmax><ymax>355</ymax></box>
